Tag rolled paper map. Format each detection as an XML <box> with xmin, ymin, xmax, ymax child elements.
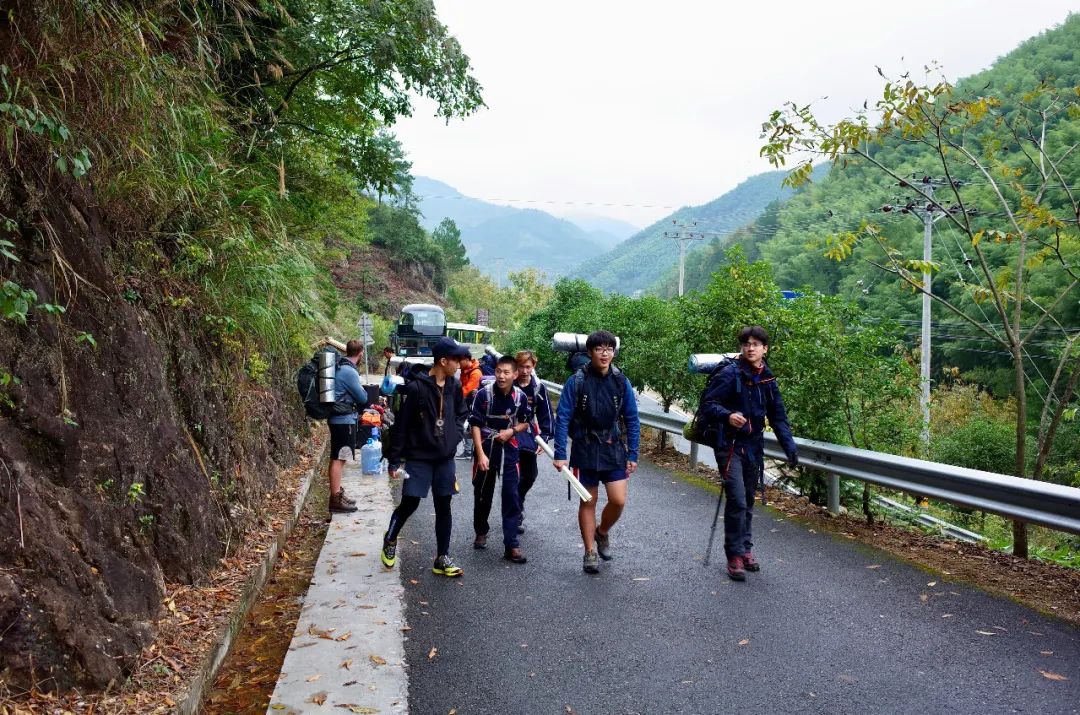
<box><xmin>535</xmin><ymin>435</ymin><xmax>591</xmax><ymax>502</ymax></box>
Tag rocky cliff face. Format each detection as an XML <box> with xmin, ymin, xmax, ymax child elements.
<box><xmin>0</xmin><ymin>157</ymin><xmax>305</xmax><ymax>690</ymax></box>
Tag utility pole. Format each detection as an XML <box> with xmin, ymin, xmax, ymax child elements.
<box><xmin>663</xmin><ymin>220</ymin><xmax>706</xmax><ymax>297</ymax></box>
<box><xmin>881</xmin><ymin>175</ymin><xmax>973</xmax><ymax>452</ymax></box>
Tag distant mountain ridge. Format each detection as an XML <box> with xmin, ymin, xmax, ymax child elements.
<box><xmin>570</xmin><ymin>169</ymin><xmax>813</xmax><ymax>294</ymax></box>
<box><xmin>413</xmin><ymin>176</ymin><xmax>631</xmax><ymax>280</ymax></box>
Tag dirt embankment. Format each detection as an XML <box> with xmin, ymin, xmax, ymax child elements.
<box><xmin>0</xmin><ymin>160</ymin><xmax>306</xmax><ymax>692</ymax></box>
<box><xmin>330</xmin><ymin>242</ymin><xmax>445</xmax><ymax>321</ymax></box>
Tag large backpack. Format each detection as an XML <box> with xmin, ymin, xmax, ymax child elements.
<box><xmin>684</xmin><ymin>357</ymin><xmax>740</xmax><ymax>445</ymax></box>
<box><xmin>296</xmin><ymin>348</ymin><xmax>359</xmax><ymax>421</ymax></box>
<box><xmin>570</xmin><ymin>365</ymin><xmax>630</xmax><ymax>441</ymax></box>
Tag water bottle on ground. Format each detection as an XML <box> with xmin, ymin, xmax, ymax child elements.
<box><xmin>361</xmin><ymin>437</ymin><xmax>382</xmax><ymax>475</ymax></box>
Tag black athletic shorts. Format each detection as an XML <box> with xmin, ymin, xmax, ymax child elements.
<box><xmin>329</xmin><ymin>422</ymin><xmax>358</xmax><ymax>462</ymax></box>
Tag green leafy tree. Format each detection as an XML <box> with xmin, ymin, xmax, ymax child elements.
<box><xmin>433</xmin><ymin>218</ymin><xmax>469</xmax><ymax>271</ymax></box>
<box><xmin>761</xmin><ymin>64</ymin><xmax>1080</xmax><ymax>556</ymax></box>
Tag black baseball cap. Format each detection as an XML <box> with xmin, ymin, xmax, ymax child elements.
<box><xmin>432</xmin><ymin>337</ymin><xmax>471</xmax><ymax>361</ymax></box>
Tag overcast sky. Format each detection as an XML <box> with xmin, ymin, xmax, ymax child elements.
<box><xmin>393</xmin><ymin>1</ymin><xmax>1077</xmax><ymax>228</ymax></box>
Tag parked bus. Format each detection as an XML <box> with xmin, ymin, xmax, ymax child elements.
<box><xmin>390</xmin><ymin>304</ymin><xmax>446</xmax><ymax>357</ymax></box>
<box><xmin>445</xmin><ymin>321</ymin><xmax>496</xmax><ymax>357</ymax></box>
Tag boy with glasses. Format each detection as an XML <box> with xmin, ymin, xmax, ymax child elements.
<box><xmin>553</xmin><ymin>331</ymin><xmax>640</xmax><ymax>574</ymax></box>
<box><xmin>700</xmin><ymin>325</ymin><xmax>799</xmax><ymax>581</ymax></box>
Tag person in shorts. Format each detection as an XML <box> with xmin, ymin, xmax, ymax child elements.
<box><xmin>380</xmin><ymin>337</ymin><xmax>471</xmax><ymax>577</ymax></box>
<box><xmin>327</xmin><ymin>339</ymin><xmax>371</xmax><ymax>514</ymax></box>
<box><xmin>553</xmin><ymin>330</ymin><xmax>640</xmax><ymax>574</ymax></box>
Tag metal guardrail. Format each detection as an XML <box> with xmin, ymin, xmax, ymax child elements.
<box><xmin>542</xmin><ymin>380</ymin><xmax>1080</xmax><ymax>536</ymax></box>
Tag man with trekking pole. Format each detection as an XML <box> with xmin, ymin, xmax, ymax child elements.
<box><xmin>699</xmin><ymin>326</ymin><xmax>799</xmax><ymax>581</ymax></box>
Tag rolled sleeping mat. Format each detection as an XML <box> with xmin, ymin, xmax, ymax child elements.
<box><xmin>318</xmin><ymin>349</ymin><xmax>337</xmax><ymax>403</ymax></box>
<box><xmin>484</xmin><ymin>345</ymin><xmax>502</xmax><ymax>359</ymax></box>
<box><xmin>688</xmin><ymin>353</ymin><xmax>739</xmax><ymax>375</ymax></box>
<box><xmin>551</xmin><ymin>332</ymin><xmax>621</xmax><ymax>353</ymax></box>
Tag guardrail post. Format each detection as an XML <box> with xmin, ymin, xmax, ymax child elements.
<box><xmin>689</xmin><ymin>442</ymin><xmax>698</xmax><ymax>469</ymax></box>
<box><xmin>828</xmin><ymin>474</ymin><xmax>841</xmax><ymax>516</ymax></box>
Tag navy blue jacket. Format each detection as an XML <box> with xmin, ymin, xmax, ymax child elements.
<box><xmin>700</xmin><ymin>357</ymin><xmax>798</xmax><ymax>463</ymax></box>
<box><xmin>554</xmin><ymin>365</ymin><xmax>640</xmax><ymax>470</ymax></box>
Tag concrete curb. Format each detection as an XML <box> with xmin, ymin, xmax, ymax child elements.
<box><xmin>266</xmin><ymin>463</ymin><xmax>409</xmax><ymax>714</ymax></box>
<box><xmin>175</xmin><ymin>436</ymin><xmax>329</xmax><ymax>715</ymax></box>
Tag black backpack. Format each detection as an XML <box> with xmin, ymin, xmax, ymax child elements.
<box><xmin>684</xmin><ymin>357</ymin><xmax>740</xmax><ymax>445</ymax></box>
<box><xmin>296</xmin><ymin>348</ymin><xmax>359</xmax><ymax>421</ymax></box>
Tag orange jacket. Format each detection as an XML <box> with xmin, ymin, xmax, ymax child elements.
<box><xmin>460</xmin><ymin>359</ymin><xmax>482</xmax><ymax>397</ymax></box>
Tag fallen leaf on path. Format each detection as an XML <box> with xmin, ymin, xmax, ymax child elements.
<box><xmin>271</xmin><ymin>705</ymin><xmax>286</xmax><ymax>710</ymax></box>
<box><xmin>309</xmin><ymin>691</ymin><xmax>327</xmax><ymax>705</ymax></box>
<box><xmin>428</xmin><ymin>647</ymin><xmax>438</xmax><ymax>660</ymax></box>
<box><xmin>808</xmin><ymin>529</ymin><xmax>817</xmax><ymax>534</ymax></box>
<box><xmin>348</xmin><ymin>552</ymin><xmax>367</xmax><ymax>557</ymax></box>
<box><xmin>307</xmin><ymin>674</ymin><xmax>323</xmax><ymax>682</ymax></box>
<box><xmin>866</xmin><ymin>564</ymin><xmax>881</xmax><ymax>569</ymax></box>
<box><xmin>632</xmin><ymin>577</ymin><xmax>650</xmax><ymax>581</ymax></box>
<box><xmin>927</xmin><ymin>581</ymin><xmax>937</xmax><ymax>587</ymax></box>
<box><xmin>370</xmin><ymin>654</ymin><xmax>387</xmax><ymax>666</ymax></box>
<box><xmin>738</xmin><ymin>639</ymin><xmax>750</xmax><ymax>646</ymax></box>
<box><xmin>341</xmin><ymin>658</ymin><xmax>353</xmax><ymax>669</ymax></box>
<box><xmin>400</xmin><ymin>626</ymin><xmax>412</xmax><ymax>632</ymax></box>
<box><xmin>942</xmin><ymin>614</ymin><xmax>954</xmax><ymax>618</ymax></box>
<box><xmin>1041</xmin><ymin>650</ymin><xmax>1053</xmax><ymax>656</ymax></box>
<box><xmin>976</xmin><ymin>630</ymin><xmax>997</xmax><ymax>636</ymax></box>
<box><xmin>336</xmin><ymin>631</ymin><xmax>353</xmax><ymax>641</ymax></box>
<box><xmin>919</xmin><ymin>594</ymin><xmax>928</xmax><ymax>603</ymax></box>
<box><xmin>993</xmin><ymin>626</ymin><xmax>1007</xmax><ymax>631</ymax></box>
<box><xmin>342</xmin><ymin>707</ymin><xmax>380</xmax><ymax>714</ymax></box>
<box><xmin>1039</xmin><ymin>670</ymin><xmax>1067</xmax><ymax>681</ymax></box>
<box><xmin>357</xmin><ymin>604</ymin><xmax>378</xmax><ymax>609</ymax></box>
<box><xmin>409</xmin><ymin>579</ymin><xmax>420</xmax><ymax>585</ymax></box>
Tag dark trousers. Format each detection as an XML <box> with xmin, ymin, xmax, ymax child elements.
<box><xmin>714</xmin><ymin>445</ymin><xmax>760</xmax><ymax>559</ymax></box>
<box><xmin>518</xmin><ymin>449</ymin><xmax>538</xmax><ymax>514</ymax></box>
<box><xmin>472</xmin><ymin>441</ymin><xmax>521</xmax><ymax>548</ymax></box>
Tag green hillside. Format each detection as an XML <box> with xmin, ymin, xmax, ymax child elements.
<box><xmin>413</xmin><ymin>176</ymin><xmax>609</xmax><ymax>280</ymax></box>
<box><xmin>664</xmin><ymin>13</ymin><xmax>1080</xmax><ymax>379</ymax></box>
<box><xmin>570</xmin><ymin>169</ymin><xmax>801</xmax><ymax>294</ymax></box>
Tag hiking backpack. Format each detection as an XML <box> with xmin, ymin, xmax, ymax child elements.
<box><xmin>296</xmin><ymin>348</ymin><xmax>359</xmax><ymax>421</ymax></box>
<box><xmin>684</xmin><ymin>357</ymin><xmax>740</xmax><ymax>445</ymax></box>
<box><xmin>570</xmin><ymin>365</ymin><xmax>631</xmax><ymax>441</ymax></box>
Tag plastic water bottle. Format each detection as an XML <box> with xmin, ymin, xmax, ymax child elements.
<box><xmin>361</xmin><ymin>437</ymin><xmax>382</xmax><ymax>475</ymax></box>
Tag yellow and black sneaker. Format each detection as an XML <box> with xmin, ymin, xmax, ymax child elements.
<box><xmin>380</xmin><ymin>534</ymin><xmax>397</xmax><ymax>569</ymax></box>
<box><xmin>432</xmin><ymin>554</ymin><xmax>463</xmax><ymax>578</ymax></box>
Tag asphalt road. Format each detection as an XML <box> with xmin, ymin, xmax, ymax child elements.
<box><xmin>392</xmin><ymin>454</ymin><xmax>1079</xmax><ymax>715</ymax></box>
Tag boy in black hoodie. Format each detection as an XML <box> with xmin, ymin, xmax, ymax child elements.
<box><xmin>381</xmin><ymin>337</ymin><xmax>472</xmax><ymax>577</ymax></box>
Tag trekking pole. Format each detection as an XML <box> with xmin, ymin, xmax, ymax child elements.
<box><xmin>703</xmin><ymin>480</ymin><xmax>725</xmax><ymax>567</ymax></box>
<box><xmin>704</xmin><ymin>440</ymin><xmax>735</xmax><ymax>567</ymax></box>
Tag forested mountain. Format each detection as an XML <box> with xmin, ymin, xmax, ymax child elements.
<box><xmin>661</xmin><ymin>13</ymin><xmax>1080</xmax><ymax>396</ymax></box>
<box><xmin>563</xmin><ymin>213</ymin><xmax>641</xmax><ymax>249</ymax></box>
<box><xmin>570</xmin><ymin>169</ymin><xmax>812</xmax><ymax>294</ymax></box>
<box><xmin>412</xmin><ymin>176</ymin><xmax>611</xmax><ymax>280</ymax></box>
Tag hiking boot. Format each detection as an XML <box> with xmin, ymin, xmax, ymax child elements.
<box><xmin>432</xmin><ymin>555</ymin><xmax>463</xmax><ymax>578</ymax></box>
<box><xmin>583</xmin><ymin>550</ymin><xmax>600</xmax><ymax>574</ymax></box>
<box><xmin>329</xmin><ymin>490</ymin><xmax>358</xmax><ymax>514</ymax></box>
<box><xmin>504</xmin><ymin>547</ymin><xmax>527</xmax><ymax>564</ymax></box>
<box><xmin>727</xmin><ymin>555</ymin><xmax>746</xmax><ymax>581</ymax></box>
<box><xmin>337</xmin><ymin>487</ymin><xmax>357</xmax><ymax>507</ymax></box>
<box><xmin>473</xmin><ymin>533</ymin><xmax>488</xmax><ymax>550</ymax></box>
<box><xmin>595</xmin><ymin>528</ymin><xmax>613</xmax><ymax>561</ymax></box>
<box><xmin>743</xmin><ymin>551</ymin><xmax>761</xmax><ymax>572</ymax></box>
<box><xmin>380</xmin><ymin>534</ymin><xmax>397</xmax><ymax>568</ymax></box>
